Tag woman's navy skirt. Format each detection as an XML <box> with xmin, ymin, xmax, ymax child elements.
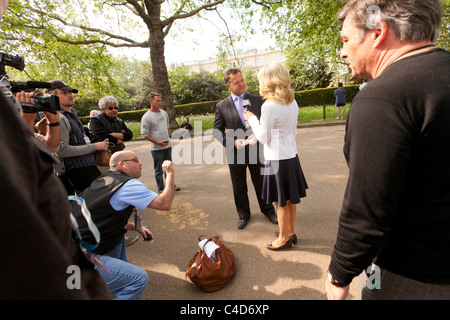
<box><xmin>262</xmin><ymin>155</ymin><xmax>308</xmax><ymax>207</ymax></box>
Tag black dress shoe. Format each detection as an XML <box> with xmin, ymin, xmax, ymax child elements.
<box><xmin>266</xmin><ymin>237</ymin><xmax>293</xmax><ymax>251</ymax></box>
<box><xmin>237</xmin><ymin>219</ymin><xmax>249</xmax><ymax>229</ymax></box>
<box><xmin>268</xmin><ymin>213</ymin><xmax>278</xmax><ymax>224</ymax></box>
<box><xmin>275</xmin><ymin>231</ymin><xmax>298</xmax><ymax>245</ymax></box>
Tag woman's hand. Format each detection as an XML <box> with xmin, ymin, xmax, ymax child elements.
<box><xmin>243</xmin><ymin>110</ymin><xmax>254</xmax><ymax>121</ymax></box>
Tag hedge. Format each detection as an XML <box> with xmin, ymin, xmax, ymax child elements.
<box><xmin>79</xmin><ymin>85</ymin><xmax>360</xmax><ymax>124</ymax></box>
<box><xmin>295</xmin><ymin>84</ymin><xmax>360</xmax><ymax>107</ymax></box>
<box><xmin>79</xmin><ymin>101</ymin><xmax>218</xmax><ymax>124</ymax></box>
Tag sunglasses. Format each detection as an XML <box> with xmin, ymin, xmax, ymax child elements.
<box><xmin>108</xmin><ymin>106</ymin><xmax>119</xmax><ymax>110</ymax></box>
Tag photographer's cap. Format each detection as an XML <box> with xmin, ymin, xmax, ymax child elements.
<box><xmin>48</xmin><ymin>80</ymin><xmax>78</xmax><ymax>93</ymax></box>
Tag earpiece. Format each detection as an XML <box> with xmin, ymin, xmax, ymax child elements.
<box><xmin>122</xmin><ymin>164</ymin><xmax>133</xmax><ymax>178</ymax></box>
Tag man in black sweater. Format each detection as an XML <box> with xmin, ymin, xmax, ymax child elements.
<box><xmin>327</xmin><ymin>0</ymin><xmax>450</xmax><ymax>299</ymax></box>
<box><xmin>90</xmin><ymin>95</ymin><xmax>133</xmax><ymax>154</ymax></box>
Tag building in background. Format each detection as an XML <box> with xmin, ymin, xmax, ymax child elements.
<box><xmin>184</xmin><ymin>48</ymin><xmax>284</xmax><ymax>73</ymax></box>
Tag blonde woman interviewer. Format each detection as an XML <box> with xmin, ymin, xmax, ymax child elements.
<box><xmin>244</xmin><ymin>62</ymin><xmax>308</xmax><ymax>251</ymax></box>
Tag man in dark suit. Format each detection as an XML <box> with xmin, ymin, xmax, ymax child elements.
<box><xmin>213</xmin><ymin>68</ymin><xmax>277</xmax><ymax>229</ymax></box>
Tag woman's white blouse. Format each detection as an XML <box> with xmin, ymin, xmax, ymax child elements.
<box><xmin>248</xmin><ymin>99</ymin><xmax>299</xmax><ymax>161</ymax></box>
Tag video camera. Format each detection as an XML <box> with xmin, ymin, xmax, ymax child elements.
<box><xmin>0</xmin><ymin>52</ymin><xmax>60</xmax><ymax>113</ymax></box>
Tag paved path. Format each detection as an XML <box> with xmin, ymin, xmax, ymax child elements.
<box><xmin>123</xmin><ymin>124</ymin><xmax>360</xmax><ymax>300</ymax></box>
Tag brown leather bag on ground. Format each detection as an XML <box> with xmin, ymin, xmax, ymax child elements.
<box><xmin>185</xmin><ymin>235</ymin><xmax>235</xmax><ymax>292</ymax></box>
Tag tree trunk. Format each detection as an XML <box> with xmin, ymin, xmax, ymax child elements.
<box><xmin>148</xmin><ymin>27</ymin><xmax>178</xmax><ymax>129</ymax></box>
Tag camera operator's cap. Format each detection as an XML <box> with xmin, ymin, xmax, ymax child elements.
<box><xmin>48</xmin><ymin>80</ymin><xmax>78</xmax><ymax>93</ymax></box>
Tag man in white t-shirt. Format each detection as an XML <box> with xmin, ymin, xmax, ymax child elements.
<box><xmin>77</xmin><ymin>150</ymin><xmax>175</xmax><ymax>299</ymax></box>
<box><xmin>141</xmin><ymin>92</ymin><xmax>180</xmax><ymax>192</ymax></box>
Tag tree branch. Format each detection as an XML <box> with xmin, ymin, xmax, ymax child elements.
<box><xmin>251</xmin><ymin>0</ymin><xmax>282</xmax><ymax>9</ymax></box>
<box><xmin>51</xmin><ymin>34</ymin><xmax>149</xmax><ymax>48</ymax></box>
<box><xmin>161</xmin><ymin>0</ymin><xmax>187</xmax><ymax>37</ymax></box>
<box><xmin>214</xmin><ymin>8</ymin><xmax>241</xmax><ymax>66</ymax></box>
<box><xmin>123</xmin><ymin>0</ymin><xmax>153</xmax><ymax>28</ymax></box>
<box><xmin>162</xmin><ymin>21</ymin><xmax>174</xmax><ymax>38</ymax></box>
<box><xmin>26</xmin><ymin>6</ymin><xmax>148</xmax><ymax>47</ymax></box>
<box><xmin>161</xmin><ymin>0</ymin><xmax>226</xmax><ymax>27</ymax></box>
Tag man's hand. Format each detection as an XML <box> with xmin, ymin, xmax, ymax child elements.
<box><xmin>161</xmin><ymin>160</ymin><xmax>174</xmax><ymax>176</ymax></box>
<box><xmin>234</xmin><ymin>139</ymin><xmax>246</xmax><ymax>149</ymax></box>
<box><xmin>35</xmin><ymin>118</ymin><xmax>47</xmax><ymax>135</ymax></box>
<box><xmin>139</xmin><ymin>226</ymin><xmax>154</xmax><ymax>242</ymax></box>
<box><xmin>325</xmin><ymin>280</ymin><xmax>350</xmax><ymax>300</ymax></box>
<box><xmin>44</xmin><ymin>109</ymin><xmax>59</xmax><ymax>124</ymax></box>
<box><xmin>35</xmin><ymin>111</ymin><xmax>60</xmax><ymax>135</ymax></box>
<box><xmin>246</xmin><ymin>133</ymin><xmax>257</xmax><ymax>145</ymax></box>
<box><xmin>15</xmin><ymin>91</ymin><xmax>32</xmax><ymax>104</ymax></box>
<box><xmin>110</xmin><ymin>132</ymin><xmax>124</xmax><ymax>142</ymax></box>
<box><xmin>15</xmin><ymin>92</ymin><xmax>35</xmax><ymax>133</ymax></box>
<box><xmin>149</xmin><ymin>160</ymin><xmax>175</xmax><ymax>211</ymax></box>
<box><xmin>158</xmin><ymin>140</ymin><xmax>169</xmax><ymax>146</ymax></box>
<box><xmin>95</xmin><ymin>139</ymin><xmax>109</xmax><ymax>151</ymax></box>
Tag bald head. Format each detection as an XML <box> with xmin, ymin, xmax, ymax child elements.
<box><xmin>110</xmin><ymin>150</ymin><xmax>142</xmax><ymax>178</ymax></box>
<box><xmin>110</xmin><ymin>151</ymin><xmax>135</xmax><ymax>168</ymax></box>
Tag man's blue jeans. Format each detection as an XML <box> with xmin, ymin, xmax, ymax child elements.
<box><xmin>151</xmin><ymin>147</ymin><xmax>172</xmax><ymax>192</ymax></box>
<box><xmin>96</xmin><ymin>237</ymin><xmax>149</xmax><ymax>300</ymax></box>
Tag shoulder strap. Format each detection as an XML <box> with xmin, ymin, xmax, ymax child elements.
<box><xmin>68</xmin><ymin>195</ymin><xmax>101</xmax><ymax>251</ymax></box>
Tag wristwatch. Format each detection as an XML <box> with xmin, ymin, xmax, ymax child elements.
<box><xmin>48</xmin><ymin>121</ymin><xmax>60</xmax><ymax>127</ymax></box>
<box><xmin>327</xmin><ymin>270</ymin><xmax>347</xmax><ymax>287</ymax></box>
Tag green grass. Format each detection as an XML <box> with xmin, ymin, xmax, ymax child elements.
<box><xmin>299</xmin><ymin>104</ymin><xmax>350</xmax><ymax>123</ymax></box>
<box><xmin>126</xmin><ymin>121</ymin><xmax>142</xmax><ymax>139</ymax></box>
<box><xmin>126</xmin><ymin>104</ymin><xmax>349</xmax><ymax>139</ymax></box>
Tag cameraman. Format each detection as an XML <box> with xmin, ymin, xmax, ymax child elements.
<box><xmin>45</xmin><ymin>80</ymin><xmax>109</xmax><ymax>195</ymax></box>
<box><xmin>15</xmin><ymin>90</ymin><xmax>60</xmax><ymax>153</ymax></box>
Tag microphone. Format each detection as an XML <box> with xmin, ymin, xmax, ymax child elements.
<box><xmin>11</xmin><ymin>80</ymin><xmax>52</xmax><ymax>92</ymax></box>
<box><xmin>242</xmin><ymin>93</ymin><xmax>251</xmax><ymax>129</ymax></box>
<box><xmin>22</xmin><ymin>81</ymin><xmax>52</xmax><ymax>88</ymax></box>
<box><xmin>242</xmin><ymin>93</ymin><xmax>250</xmax><ymax>107</ymax></box>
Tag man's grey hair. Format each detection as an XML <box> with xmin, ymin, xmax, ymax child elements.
<box><xmin>338</xmin><ymin>0</ymin><xmax>443</xmax><ymax>43</ymax></box>
<box><xmin>98</xmin><ymin>96</ymin><xmax>118</xmax><ymax>110</ymax></box>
